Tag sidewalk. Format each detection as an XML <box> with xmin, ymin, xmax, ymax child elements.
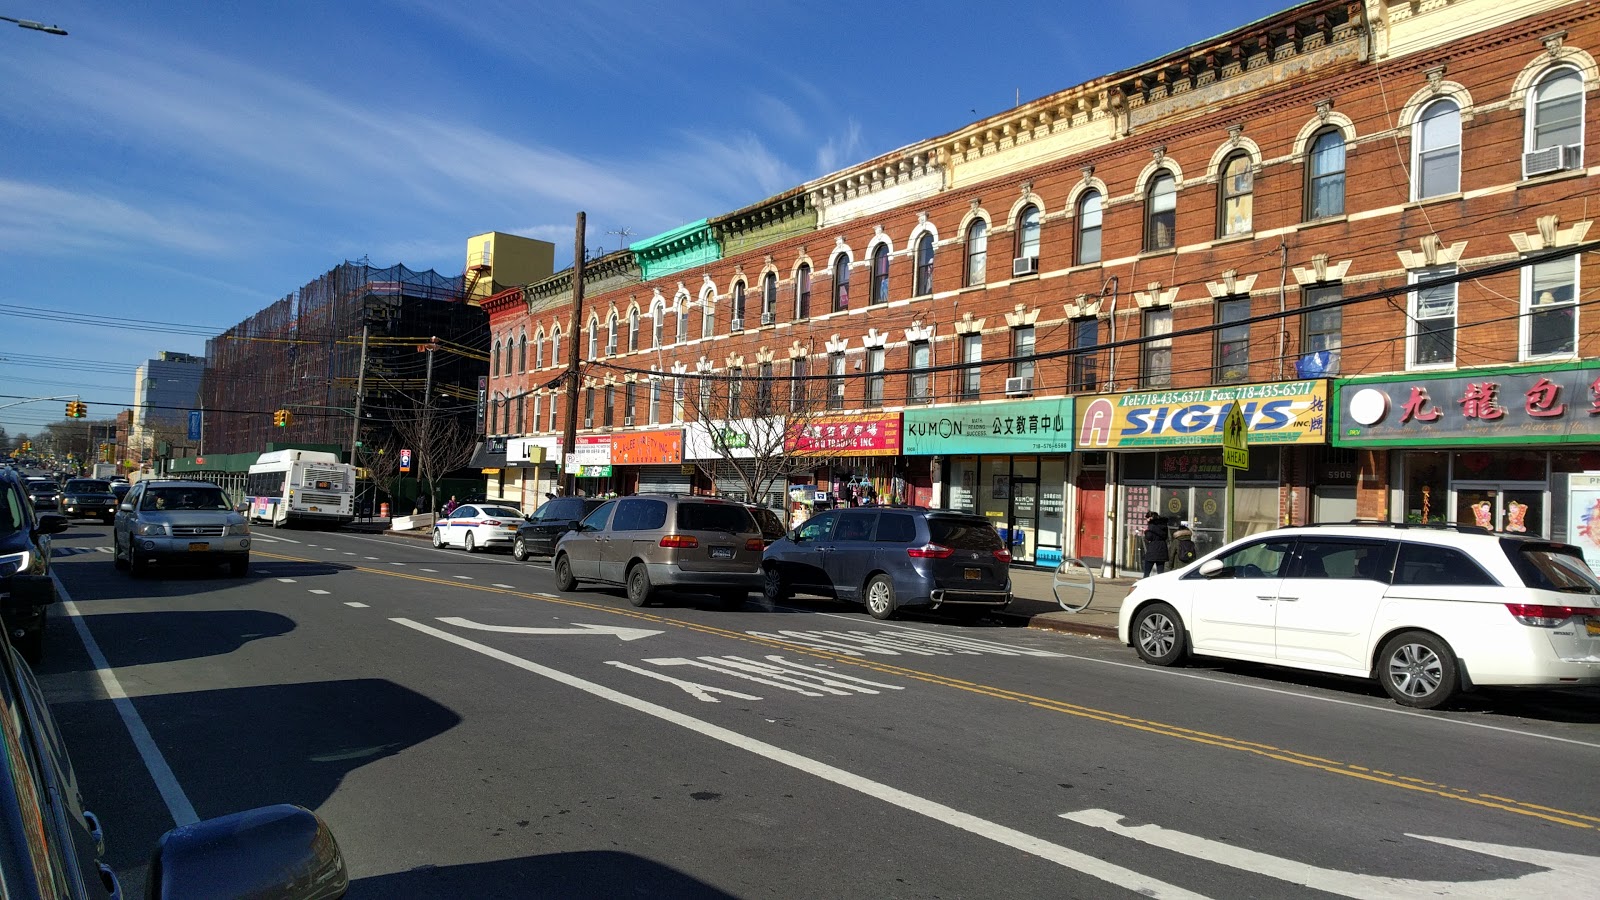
<box><xmin>345</xmin><ymin>519</ymin><xmax>1133</xmax><ymax>639</ymax></box>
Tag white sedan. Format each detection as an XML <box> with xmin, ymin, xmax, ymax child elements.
<box><xmin>432</xmin><ymin>504</ymin><xmax>525</xmax><ymax>552</ymax></box>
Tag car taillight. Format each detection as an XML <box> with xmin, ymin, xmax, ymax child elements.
<box><xmin>483</xmin><ymin>520</ymin><xmax>503</xmax><ymax>526</ymax></box>
<box><xmin>907</xmin><ymin>543</ymin><xmax>954</xmax><ymax>559</ymax></box>
<box><xmin>1505</xmin><ymin>603</ymin><xmax>1600</xmax><ymax>627</ymax></box>
<box><xmin>660</xmin><ymin>535</ymin><xmax>699</xmax><ymax>549</ymax></box>
<box><xmin>992</xmin><ymin>549</ymin><xmax>1011</xmax><ymax>564</ymax></box>
<box><xmin>745</xmin><ymin>538</ymin><xmax>764</xmax><ymax>551</ymax></box>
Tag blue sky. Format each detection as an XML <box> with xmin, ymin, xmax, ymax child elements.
<box><xmin>0</xmin><ymin>0</ymin><xmax>1294</xmax><ymax>436</ymax></box>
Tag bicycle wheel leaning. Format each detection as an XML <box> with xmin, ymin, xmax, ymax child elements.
<box><xmin>1052</xmin><ymin>557</ymin><xmax>1097</xmax><ymax>613</ymax></box>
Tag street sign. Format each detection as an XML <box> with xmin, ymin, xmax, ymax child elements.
<box><xmin>187</xmin><ymin>410</ymin><xmax>203</xmax><ymax>441</ymax></box>
<box><xmin>1222</xmin><ymin>401</ymin><xmax>1249</xmax><ymax>470</ymax></box>
<box><xmin>399</xmin><ymin>448</ymin><xmax>412</xmax><ymax>473</ymax></box>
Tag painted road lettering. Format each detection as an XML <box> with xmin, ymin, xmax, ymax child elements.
<box><xmin>746</xmin><ymin>628</ymin><xmax>1066</xmax><ymax>658</ymax></box>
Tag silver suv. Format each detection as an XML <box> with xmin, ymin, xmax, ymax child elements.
<box><xmin>114</xmin><ymin>479</ymin><xmax>251</xmax><ymax>577</ymax></box>
<box><xmin>552</xmin><ymin>494</ymin><xmax>764</xmax><ymax>608</ymax></box>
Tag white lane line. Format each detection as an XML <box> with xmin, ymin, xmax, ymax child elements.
<box><xmin>420</xmin><ymin>568</ymin><xmax>437</xmax><ymax>573</ymax></box>
<box><xmin>364</xmin><ymin>556</ymin><xmax>379</xmax><ymax>560</ymax></box>
<box><xmin>277</xmin><ymin>578</ymin><xmax>297</xmax><ymax>583</ymax></box>
<box><xmin>453</xmin><ymin>575</ymin><xmax>473</xmax><ymax>580</ymax></box>
<box><xmin>345</xmin><ymin>602</ymin><xmax>369</xmax><ymax>608</ymax></box>
<box><xmin>390</xmin><ymin>563</ymin><xmax>406</xmax><ymax>566</ymax></box>
<box><xmin>271</xmin><ymin>535</ymin><xmax>303</xmax><ymax>544</ymax></box>
<box><xmin>343</xmin><ymin>552</ymin><xmax>356</xmax><ymax>556</ymax></box>
<box><xmin>391</xmin><ymin>617</ymin><xmax>1206</xmax><ymax>899</ymax></box>
<box><xmin>57</xmin><ymin>577</ymin><xmax>199</xmax><ymax>827</ymax></box>
<box><xmin>492</xmin><ymin>583</ymin><xmax>517</xmax><ymax>589</ymax></box>
<box><xmin>308</xmin><ymin>589</ymin><xmax>330</xmax><ymax>595</ymax></box>
<box><xmin>95</xmin><ymin>546</ymin><xmax>113</xmax><ymax>554</ymax></box>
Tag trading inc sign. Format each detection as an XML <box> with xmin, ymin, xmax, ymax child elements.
<box><xmin>1075</xmin><ymin>380</ymin><xmax>1330</xmax><ymax>449</ymax></box>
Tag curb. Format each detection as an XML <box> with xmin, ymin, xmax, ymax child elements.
<box><xmin>1018</xmin><ymin>616</ymin><xmax>1118</xmax><ymax>639</ymax></box>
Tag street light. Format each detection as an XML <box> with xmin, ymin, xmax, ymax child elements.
<box><xmin>1</xmin><ymin>15</ymin><xmax>67</xmax><ymax>35</ymax></box>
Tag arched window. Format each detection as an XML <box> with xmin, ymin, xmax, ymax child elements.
<box><xmin>534</xmin><ymin>330</ymin><xmax>545</xmax><ymax>369</ymax></box>
<box><xmin>651</xmin><ymin>301</ymin><xmax>664</xmax><ymax>348</ymax></box>
<box><xmin>832</xmin><ymin>253</ymin><xmax>850</xmax><ymax>312</ymax></box>
<box><xmin>607</xmin><ymin>312</ymin><xmax>618</xmax><ymax>354</ymax></box>
<box><xmin>627</xmin><ymin>308</ymin><xmax>639</xmax><ymax>352</ymax></box>
<box><xmin>701</xmin><ymin>298</ymin><xmax>714</xmax><ymax>339</ymax></box>
<box><xmin>518</xmin><ymin>333</ymin><xmax>527</xmax><ymax>371</ymax></box>
<box><xmin>914</xmin><ymin>232</ymin><xmax>935</xmax><ymax>296</ymax></box>
<box><xmin>1526</xmin><ymin>67</ymin><xmax>1584</xmax><ymax>174</ymax></box>
<box><xmin>1077</xmin><ymin>190</ymin><xmax>1103</xmax><ymax>264</ymax></box>
<box><xmin>870</xmin><ymin>244</ymin><xmax>890</xmax><ymax>305</ymax></box>
<box><xmin>675</xmin><ymin>297</ymin><xmax>687</xmax><ymax>343</ymax></box>
<box><xmin>550</xmin><ymin>326</ymin><xmax>561</xmax><ymax>365</ymax></box>
<box><xmin>965</xmin><ymin>219</ymin><xmax>987</xmax><ymax>287</ymax></box>
<box><xmin>795</xmin><ymin>263</ymin><xmax>811</xmax><ymax>319</ymax></box>
<box><xmin>1218</xmin><ymin>152</ymin><xmax>1253</xmax><ymax>237</ymax></box>
<box><xmin>732</xmin><ymin>280</ymin><xmax>747</xmax><ymax>326</ymax></box>
<box><xmin>1145</xmin><ymin>172</ymin><xmax>1177</xmax><ymax>251</ymax></box>
<box><xmin>1414</xmin><ymin>98</ymin><xmax>1461</xmax><ymax>199</ymax></box>
<box><xmin>491</xmin><ymin>339</ymin><xmax>500</xmax><ymax>377</ymax></box>
<box><xmin>1306</xmin><ymin>129</ymin><xmax>1345</xmax><ymax>220</ymax></box>
<box><xmin>1015</xmin><ymin>204</ymin><xmax>1041</xmax><ymax>261</ymax></box>
<box><xmin>762</xmin><ymin>272</ymin><xmax>777</xmax><ymax>320</ymax></box>
<box><xmin>586</xmin><ymin>318</ymin><xmax>598</xmax><ymax>360</ymax></box>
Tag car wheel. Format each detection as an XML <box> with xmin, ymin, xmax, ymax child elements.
<box><xmin>626</xmin><ymin>564</ymin><xmax>653</xmax><ymax>607</ymax></box>
<box><xmin>112</xmin><ymin>535</ymin><xmax>129</xmax><ymax>570</ymax></box>
<box><xmin>512</xmin><ymin>536</ymin><xmax>529</xmax><ymax>562</ymax></box>
<box><xmin>864</xmin><ymin>575</ymin><xmax>896</xmax><ymax>620</ymax></box>
<box><xmin>553</xmin><ymin>553</ymin><xmax>577</xmax><ymax>592</ymax></box>
<box><xmin>433</xmin><ymin>528</ymin><xmax>446</xmax><ymax>549</ymax></box>
<box><xmin>464</xmin><ymin>532</ymin><xmax>477</xmax><ymax>553</ymax></box>
<box><xmin>1377</xmin><ymin>630</ymin><xmax>1459</xmax><ymax>709</ymax></box>
<box><xmin>718</xmin><ymin>589</ymin><xmax>747</xmax><ymax>610</ymax></box>
<box><xmin>762</xmin><ymin>566</ymin><xmax>789</xmax><ymax>604</ymax></box>
<box><xmin>229</xmin><ymin>555</ymin><xmax>249</xmax><ymax>578</ymax></box>
<box><xmin>1133</xmin><ymin>602</ymin><xmax>1187</xmax><ymax>666</ymax></box>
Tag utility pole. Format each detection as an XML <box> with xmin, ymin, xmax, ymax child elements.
<box><xmin>349</xmin><ymin>322</ymin><xmax>369</xmax><ymax>464</ymax></box>
<box><xmin>562</xmin><ymin>212</ymin><xmax>586</xmax><ymax>496</ymax></box>
<box><xmin>419</xmin><ymin>337</ymin><xmax>437</xmax><ymax>508</ymax></box>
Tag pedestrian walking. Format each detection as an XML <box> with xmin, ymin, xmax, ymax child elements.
<box><xmin>1170</xmin><ymin>519</ymin><xmax>1197</xmax><ymax>568</ymax></box>
<box><xmin>441</xmin><ymin>495</ymin><xmax>459</xmax><ymax>516</ymax></box>
<box><xmin>1141</xmin><ymin>512</ymin><xmax>1170</xmax><ymax>578</ymax></box>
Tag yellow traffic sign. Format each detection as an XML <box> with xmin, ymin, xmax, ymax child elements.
<box><xmin>1222</xmin><ymin>400</ymin><xmax>1249</xmax><ymax>470</ymax></box>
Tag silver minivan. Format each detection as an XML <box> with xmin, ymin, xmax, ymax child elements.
<box><xmin>552</xmin><ymin>494</ymin><xmax>764</xmax><ymax>608</ymax></box>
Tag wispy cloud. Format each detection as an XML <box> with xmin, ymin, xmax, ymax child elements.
<box><xmin>815</xmin><ymin>119</ymin><xmax>865</xmax><ymax>177</ymax></box>
<box><xmin>0</xmin><ymin>180</ymin><xmax>235</xmax><ymax>256</ymax></box>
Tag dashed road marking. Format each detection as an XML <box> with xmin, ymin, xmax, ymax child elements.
<box><xmin>420</xmin><ymin>568</ymin><xmax>437</xmax><ymax>572</ymax></box>
<box><xmin>345</xmin><ymin>602</ymin><xmax>369</xmax><ymax>608</ymax></box>
<box><xmin>453</xmin><ymin>575</ymin><xmax>472</xmax><ymax>580</ymax></box>
<box><xmin>277</xmin><ymin>578</ymin><xmax>297</xmax><ymax>583</ymax></box>
<box><xmin>492</xmin><ymin>583</ymin><xmax>516</xmax><ymax>589</ymax></box>
<box><xmin>309</xmin><ymin>589</ymin><xmax>330</xmax><ymax>595</ymax></box>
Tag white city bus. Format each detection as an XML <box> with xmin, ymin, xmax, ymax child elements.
<box><xmin>245</xmin><ymin>449</ymin><xmax>356</xmax><ymax>528</ymax></box>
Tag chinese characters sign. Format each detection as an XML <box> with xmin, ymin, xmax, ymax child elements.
<box><xmin>1334</xmin><ymin>361</ymin><xmax>1600</xmax><ymax>446</ymax></box>
<box><xmin>1074</xmin><ymin>380</ymin><xmax>1329</xmax><ymax>449</ymax></box>
<box><xmin>902</xmin><ymin>398</ymin><xmax>1074</xmax><ymax>456</ymax></box>
<box><xmin>563</xmin><ymin>436</ymin><xmax>611</xmax><ymax>473</ymax></box>
<box><xmin>785</xmin><ymin>414</ymin><xmax>903</xmax><ymax>456</ymax></box>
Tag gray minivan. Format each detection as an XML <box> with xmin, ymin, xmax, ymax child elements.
<box><xmin>552</xmin><ymin>494</ymin><xmax>765</xmax><ymax>608</ymax></box>
<box><xmin>762</xmin><ymin>507</ymin><xmax>1013</xmax><ymax>619</ymax></box>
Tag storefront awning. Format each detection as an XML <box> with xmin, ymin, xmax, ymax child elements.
<box><xmin>469</xmin><ymin>438</ymin><xmax>508</xmax><ymax>469</ymax></box>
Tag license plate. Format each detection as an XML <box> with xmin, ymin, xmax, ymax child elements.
<box><xmin>309</xmin><ymin>506</ymin><xmax>321</xmax><ymax>512</ymax></box>
<box><xmin>965</xmin><ymin>568</ymin><xmax>981</xmax><ymax>580</ymax></box>
<box><xmin>188</xmin><ymin>542</ymin><xmax>210</xmax><ymax>552</ymax></box>
<box><xmin>1587</xmin><ymin>618</ymin><xmax>1600</xmax><ymax>637</ymax></box>
<box><xmin>710</xmin><ymin>546</ymin><xmax>734</xmax><ymax>560</ymax></box>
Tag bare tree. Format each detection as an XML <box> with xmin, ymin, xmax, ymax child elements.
<box><xmin>354</xmin><ymin>427</ymin><xmax>402</xmax><ymax>514</ymax></box>
<box><xmin>391</xmin><ymin>406</ymin><xmax>477</xmax><ymax>512</ymax></box>
<box><xmin>682</xmin><ymin>361</ymin><xmax>853</xmax><ymax>508</ymax></box>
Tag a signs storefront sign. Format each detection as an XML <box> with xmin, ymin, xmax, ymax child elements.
<box><xmin>1075</xmin><ymin>380</ymin><xmax>1330</xmax><ymax>449</ymax></box>
<box><xmin>506</xmin><ymin>436</ymin><xmax>559</xmax><ymax>466</ymax></box>
<box><xmin>786</xmin><ymin>413</ymin><xmax>902</xmax><ymax>456</ymax></box>
<box><xmin>683</xmin><ymin>417</ymin><xmax>779</xmax><ymax>460</ymax></box>
<box><xmin>1334</xmin><ymin>361</ymin><xmax>1600</xmax><ymax>446</ymax></box>
<box><xmin>902</xmin><ymin>399</ymin><xmax>1073</xmax><ymax>455</ymax></box>
<box><xmin>563</xmin><ymin>435</ymin><xmax>611</xmax><ymax>474</ymax></box>
<box><xmin>610</xmin><ymin>429</ymin><xmax>683</xmax><ymax>465</ymax></box>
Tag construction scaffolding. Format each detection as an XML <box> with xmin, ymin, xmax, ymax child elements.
<box><xmin>201</xmin><ymin>261</ymin><xmax>486</xmax><ymax>457</ymax></box>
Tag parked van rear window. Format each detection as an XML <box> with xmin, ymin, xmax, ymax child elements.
<box><xmin>1393</xmin><ymin>542</ymin><xmax>1498</xmax><ymax>587</ymax></box>
<box><xmin>676</xmin><ymin>503</ymin><xmax>756</xmax><ymax>534</ymax></box>
<box><xmin>875</xmin><ymin>513</ymin><xmax>917</xmax><ymax>544</ymax></box>
<box><xmin>928</xmin><ymin>517</ymin><xmax>1003</xmax><ymax>551</ymax></box>
<box><xmin>1506</xmin><ymin>543</ymin><xmax>1600</xmax><ymax>593</ymax></box>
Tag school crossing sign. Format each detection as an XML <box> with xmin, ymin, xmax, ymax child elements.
<box><xmin>1222</xmin><ymin>401</ymin><xmax>1249</xmax><ymax>470</ymax></box>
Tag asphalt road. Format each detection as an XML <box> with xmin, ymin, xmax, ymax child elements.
<box><xmin>36</xmin><ymin>520</ymin><xmax>1600</xmax><ymax>899</ymax></box>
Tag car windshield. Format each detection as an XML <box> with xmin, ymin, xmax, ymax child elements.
<box><xmin>676</xmin><ymin>503</ymin><xmax>757</xmax><ymax>534</ymax></box>
<box><xmin>928</xmin><ymin>517</ymin><xmax>1004</xmax><ymax>551</ymax></box>
<box><xmin>1509</xmin><ymin>544</ymin><xmax>1600</xmax><ymax>594</ymax></box>
<box><xmin>141</xmin><ymin>487</ymin><xmax>232</xmax><ymax>511</ymax></box>
<box><xmin>479</xmin><ymin>507</ymin><xmax>522</xmax><ymax>519</ymax></box>
<box><xmin>65</xmin><ymin>480</ymin><xmax>110</xmax><ymax>493</ymax></box>
<box><xmin>31</xmin><ymin>483</ymin><xmax>59</xmax><ymax>492</ymax></box>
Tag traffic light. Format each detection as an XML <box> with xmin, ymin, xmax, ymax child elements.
<box><xmin>273</xmin><ymin>409</ymin><xmax>292</xmax><ymax>427</ymax></box>
<box><xmin>273</xmin><ymin>409</ymin><xmax>284</xmax><ymax>427</ymax></box>
<box><xmin>63</xmin><ymin>400</ymin><xmax>88</xmax><ymax>418</ymax></box>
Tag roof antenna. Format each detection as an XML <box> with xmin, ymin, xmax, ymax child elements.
<box><xmin>606</xmin><ymin>227</ymin><xmax>634</xmax><ymax>254</ymax></box>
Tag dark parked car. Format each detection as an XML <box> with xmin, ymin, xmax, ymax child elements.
<box><xmin>109</xmin><ymin>481</ymin><xmax>132</xmax><ymax>504</ymax></box>
<box><xmin>26</xmin><ymin>481</ymin><xmax>60</xmax><ymax>511</ymax></box>
<box><xmin>0</xmin><ymin>632</ymin><xmax>350</xmax><ymax>898</ymax></box>
<box><xmin>553</xmin><ymin>494</ymin><xmax>765</xmax><ymax>608</ymax></box>
<box><xmin>512</xmin><ymin>497</ymin><xmax>606</xmax><ymax>560</ymax></box>
<box><xmin>59</xmin><ymin>479</ymin><xmax>119</xmax><ymax>523</ymax></box>
<box><xmin>762</xmin><ymin>508</ymin><xmax>1013</xmax><ymax>620</ymax></box>
<box><xmin>0</xmin><ymin>468</ymin><xmax>68</xmax><ymax>663</ymax></box>
<box><xmin>743</xmin><ymin>503</ymin><xmax>788</xmax><ymax>547</ymax></box>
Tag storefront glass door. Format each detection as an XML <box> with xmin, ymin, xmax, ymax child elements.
<box><xmin>1454</xmin><ymin>483</ymin><xmax>1546</xmax><ymax>536</ymax></box>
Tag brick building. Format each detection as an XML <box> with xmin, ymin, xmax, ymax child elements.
<box><xmin>484</xmin><ymin>0</ymin><xmax>1600</xmax><ymax>573</ymax></box>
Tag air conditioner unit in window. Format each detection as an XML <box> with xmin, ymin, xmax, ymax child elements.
<box><xmin>583</xmin><ymin>417</ymin><xmax>593</xmax><ymax>429</ymax></box>
<box><xmin>731</xmin><ymin>317</ymin><xmax>745</xmax><ymax>331</ymax></box>
<box><xmin>1524</xmin><ymin>144</ymin><xmax>1582</xmax><ymax>177</ymax></box>
<box><xmin>1005</xmin><ymin>376</ymin><xmax>1035</xmax><ymax>395</ymax></box>
<box><xmin>605</xmin><ymin>341</ymin><xmax>617</xmax><ymax>356</ymax></box>
<box><xmin>760</xmin><ymin>311</ymin><xmax>775</xmax><ymax>326</ymax></box>
<box><xmin>1012</xmin><ymin>256</ymin><xmax>1039</xmax><ymax>277</ymax></box>
<box><xmin>623</xmin><ymin>416</ymin><xmax>634</xmax><ymax>427</ymax></box>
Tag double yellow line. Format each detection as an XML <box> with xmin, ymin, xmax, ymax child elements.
<box><xmin>261</xmin><ymin>550</ymin><xmax>1600</xmax><ymax>832</ymax></box>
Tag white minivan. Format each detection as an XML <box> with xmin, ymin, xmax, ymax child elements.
<box><xmin>1118</xmin><ymin>524</ymin><xmax>1600</xmax><ymax>708</ymax></box>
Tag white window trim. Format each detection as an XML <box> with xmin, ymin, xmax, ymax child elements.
<box><xmin>1406</xmin><ymin>265</ymin><xmax>1458</xmax><ymax>370</ymax></box>
<box><xmin>1412</xmin><ymin>98</ymin><xmax>1461</xmax><ymax>201</ymax></box>
<box><xmin>1520</xmin><ymin>255</ymin><xmax>1580</xmax><ymax>361</ymax></box>
<box><xmin>1523</xmin><ymin>65</ymin><xmax>1585</xmax><ymax>175</ymax></box>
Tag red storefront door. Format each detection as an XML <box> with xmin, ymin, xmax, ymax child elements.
<box><xmin>1075</xmin><ymin>473</ymin><xmax>1105</xmax><ymax>562</ymax></box>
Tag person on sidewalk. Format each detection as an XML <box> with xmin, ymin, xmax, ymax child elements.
<box><xmin>1141</xmin><ymin>512</ymin><xmax>1170</xmax><ymax>578</ymax></box>
<box><xmin>1170</xmin><ymin>519</ymin><xmax>1197</xmax><ymax>569</ymax></box>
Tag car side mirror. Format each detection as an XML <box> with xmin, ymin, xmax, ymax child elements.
<box><xmin>149</xmin><ymin>804</ymin><xmax>346</xmax><ymax>900</ymax></box>
<box><xmin>235</xmin><ymin>502</ymin><xmax>249</xmax><ymax>514</ymax></box>
<box><xmin>1198</xmin><ymin>559</ymin><xmax>1225</xmax><ymax>579</ymax></box>
<box><xmin>35</xmin><ymin>513</ymin><xmax>69</xmax><ymax>536</ymax></box>
<box><xmin>119</xmin><ymin>502</ymin><xmax>133</xmax><ymax>512</ymax></box>
<box><xmin>789</xmin><ymin>529</ymin><xmax>803</xmax><ymax>543</ymax></box>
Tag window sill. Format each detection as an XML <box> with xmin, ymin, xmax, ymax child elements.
<box><xmin>1519</xmin><ymin>351</ymin><xmax>1579</xmax><ymax>364</ymax></box>
<box><xmin>1405</xmin><ymin>362</ymin><xmax>1457</xmax><ymax>373</ymax></box>
<box><xmin>1137</xmin><ymin>248</ymin><xmax>1177</xmax><ymax>261</ymax></box>
<box><xmin>1296</xmin><ymin>214</ymin><xmax>1349</xmax><ymax>230</ymax></box>
<box><xmin>1410</xmin><ymin>191</ymin><xmax>1464</xmax><ymax>206</ymax></box>
<box><xmin>1517</xmin><ymin>168</ymin><xmax>1586</xmax><ymax>190</ymax></box>
<box><xmin>1209</xmin><ymin>232</ymin><xmax>1256</xmax><ymax>248</ymax></box>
